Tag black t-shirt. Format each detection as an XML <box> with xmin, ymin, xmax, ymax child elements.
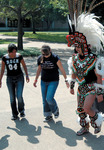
<box><xmin>37</xmin><ymin>53</ymin><xmax>60</xmax><ymax>82</ymax></box>
<box><xmin>2</xmin><ymin>53</ymin><xmax>23</xmax><ymax>76</ymax></box>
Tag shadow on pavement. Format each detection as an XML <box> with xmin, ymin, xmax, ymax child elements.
<box><xmin>7</xmin><ymin>118</ymin><xmax>41</xmax><ymax>144</ymax></box>
<box><xmin>44</xmin><ymin>120</ymin><xmax>104</xmax><ymax>149</ymax></box>
<box><xmin>84</xmin><ymin>133</ymin><xmax>104</xmax><ymax>150</ymax></box>
<box><xmin>44</xmin><ymin>120</ymin><xmax>82</xmax><ymax>147</ymax></box>
<box><xmin>0</xmin><ymin>135</ymin><xmax>10</xmax><ymax>150</ymax></box>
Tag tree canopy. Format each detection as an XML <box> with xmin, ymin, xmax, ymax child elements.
<box><xmin>0</xmin><ymin>0</ymin><xmax>104</xmax><ymax>50</ymax></box>
<box><xmin>0</xmin><ymin>0</ymin><xmax>42</xmax><ymax>50</ymax></box>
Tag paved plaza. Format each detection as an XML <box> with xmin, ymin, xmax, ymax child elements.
<box><xmin>0</xmin><ymin>35</ymin><xmax>104</xmax><ymax>150</ymax></box>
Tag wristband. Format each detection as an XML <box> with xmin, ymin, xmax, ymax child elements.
<box><xmin>96</xmin><ymin>87</ymin><xmax>103</xmax><ymax>95</ymax></box>
<box><xmin>70</xmin><ymin>81</ymin><xmax>75</xmax><ymax>89</ymax></box>
<box><xmin>65</xmin><ymin>79</ymin><xmax>68</xmax><ymax>82</ymax></box>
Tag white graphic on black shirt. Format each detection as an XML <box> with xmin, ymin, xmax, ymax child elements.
<box><xmin>6</xmin><ymin>59</ymin><xmax>19</xmax><ymax>71</ymax></box>
<box><xmin>41</xmin><ymin>61</ymin><xmax>55</xmax><ymax>69</ymax></box>
<box><xmin>8</xmin><ymin>64</ymin><xmax>18</xmax><ymax>70</ymax></box>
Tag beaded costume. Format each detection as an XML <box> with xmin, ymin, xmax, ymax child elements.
<box><xmin>72</xmin><ymin>53</ymin><xmax>97</xmax><ymax>109</ymax></box>
<box><xmin>66</xmin><ymin>0</ymin><xmax>104</xmax><ymax>134</ymax></box>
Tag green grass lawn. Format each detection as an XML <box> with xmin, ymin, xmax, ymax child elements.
<box><xmin>0</xmin><ymin>31</ymin><xmax>68</xmax><ymax>43</ymax></box>
<box><xmin>24</xmin><ymin>32</ymin><xmax>68</xmax><ymax>43</ymax></box>
<box><xmin>0</xmin><ymin>31</ymin><xmax>68</xmax><ymax>57</ymax></box>
<box><xmin>0</xmin><ymin>39</ymin><xmax>15</xmax><ymax>44</ymax></box>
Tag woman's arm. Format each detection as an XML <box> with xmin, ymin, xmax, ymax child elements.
<box><xmin>57</xmin><ymin>60</ymin><xmax>67</xmax><ymax>79</ymax></box>
<box><xmin>57</xmin><ymin>60</ymin><xmax>69</xmax><ymax>88</ymax></box>
<box><xmin>0</xmin><ymin>61</ymin><xmax>5</xmax><ymax>88</ymax></box>
<box><xmin>21</xmin><ymin>58</ymin><xmax>29</xmax><ymax>83</ymax></box>
<box><xmin>33</xmin><ymin>65</ymin><xmax>41</xmax><ymax>87</ymax></box>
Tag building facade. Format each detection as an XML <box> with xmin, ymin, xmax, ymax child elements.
<box><xmin>0</xmin><ymin>18</ymin><xmax>69</xmax><ymax>31</ymax></box>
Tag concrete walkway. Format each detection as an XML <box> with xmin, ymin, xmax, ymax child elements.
<box><xmin>0</xmin><ymin>34</ymin><xmax>69</xmax><ymax>49</ymax></box>
<box><xmin>0</xmin><ymin>35</ymin><xmax>104</xmax><ymax>150</ymax></box>
<box><xmin>0</xmin><ymin>34</ymin><xmax>74</xmax><ymax>57</ymax></box>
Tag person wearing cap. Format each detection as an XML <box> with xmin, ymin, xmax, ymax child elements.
<box><xmin>0</xmin><ymin>43</ymin><xmax>30</xmax><ymax>120</ymax></box>
<box><xmin>33</xmin><ymin>44</ymin><xmax>69</xmax><ymax>122</ymax></box>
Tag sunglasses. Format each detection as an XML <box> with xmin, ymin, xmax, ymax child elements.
<box><xmin>42</xmin><ymin>53</ymin><xmax>50</xmax><ymax>56</ymax></box>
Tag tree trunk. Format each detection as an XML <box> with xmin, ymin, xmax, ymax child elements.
<box><xmin>46</xmin><ymin>20</ymin><xmax>51</xmax><ymax>31</ymax></box>
<box><xmin>33</xmin><ymin>20</ymin><xmax>36</xmax><ymax>34</ymax></box>
<box><xmin>32</xmin><ymin>15</ymin><xmax>36</xmax><ymax>34</ymax></box>
<box><xmin>17</xmin><ymin>11</ymin><xmax>23</xmax><ymax>50</ymax></box>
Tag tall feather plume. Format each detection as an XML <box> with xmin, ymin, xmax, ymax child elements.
<box><xmin>77</xmin><ymin>0</ymin><xmax>82</xmax><ymax>18</ymax></box>
<box><xmin>84</xmin><ymin>0</ymin><xmax>88</xmax><ymax>12</ymax></box>
<box><xmin>73</xmin><ymin>0</ymin><xmax>78</xmax><ymax>13</ymax></box>
<box><xmin>88</xmin><ymin>0</ymin><xmax>97</xmax><ymax>12</ymax></box>
<box><xmin>67</xmin><ymin>0</ymin><xmax>74</xmax><ymax>22</ymax></box>
<box><xmin>73</xmin><ymin>0</ymin><xmax>78</xmax><ymax>26</ymax></box>
<box><xmin>89</xmin><ymin>1</ymin><xmax>104</xmax><ymax>12</ymax></box>
<box><xmin>67</xmin><ymin>0</ymin><xmax>104</xmax><ymax>31</ymax></box>
<box><xmin>67</xmin><ymin>0</ymin><xmax>104</xmax><ymax>22</ymax></box>
<box><xmin>67</xmin><ymin>0</ymin><xmax>77</xmax><ymax>34</ymax></box>
<box><xmin>80</xmin><ymin>0</ymin><xmax>83</xmax><ymax>14</ymax></box>
<box><xmin>67</xmin><ymin>14</ymin><xmax>72</xmax><ymax>31</ymax></box>
<box><xmin>73</xmin><ymin>0</ymin><xmax>75</xmax><ymax>12</ymax></box>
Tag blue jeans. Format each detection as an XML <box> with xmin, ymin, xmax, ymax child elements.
<box><xmin>6</xmin><ymin>74</ymin><xmax>24</xmax><ymax>117</ymax></box>
<box><xmin>41</xmin><ymin>80</ymin><xmax>59</xmax><ymax>117</ymax></box>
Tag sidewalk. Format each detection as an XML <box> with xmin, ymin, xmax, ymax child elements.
<box><xmin>0</xmin><ymin>35</ymin><xmax>104</xmax><ymax>150</ymax></box>
<box><xmin>0</xmin><ymin>34</ymin><xmax>69</xmax><ymax>50</ymax></box>
<box><xmin>0</xmin><ymin>34</ymin><xmax>74</xmax><ymax>57</ymax></box>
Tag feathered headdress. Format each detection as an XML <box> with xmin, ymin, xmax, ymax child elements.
<box><xmin>66</xmin><ymin>0</ymin><xmax>104</xmax><ymax>56</ymax></box>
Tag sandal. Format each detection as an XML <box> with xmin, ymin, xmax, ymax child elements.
<box><xmin>76</xmin><ymin>127</ymin><xmax>89</xmax><ymax>136</ymax></box>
